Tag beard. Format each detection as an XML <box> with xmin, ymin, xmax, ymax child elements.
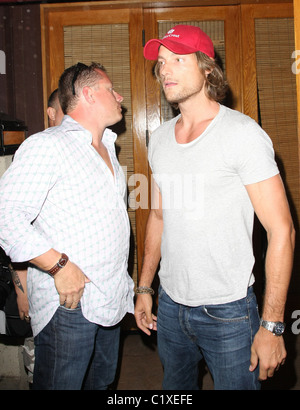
<box><xmin>163</xmin><ymin>78</ymin><xmax>206</xmax><ymax>105</ymax></box>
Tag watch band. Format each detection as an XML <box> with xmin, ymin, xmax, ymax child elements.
<box><xmin>260</xmin><ymin>319</ymin><xmax>285</xmax><ymax>336</ymax></box>
<box><xmin>260</xmin><ymin>319</ymin><xmax>275</xmax><ymax>332</ymax></box>
<box><xmin>47</xmin><ymin>253</ymin><xmax>69</xmax><ymax>276</ymax></box>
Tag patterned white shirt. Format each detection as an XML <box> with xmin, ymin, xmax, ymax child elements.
<box><xmin>0</xmin><ymin>116</ymin><xmax>134</xmax><ymax>336</ymax></box>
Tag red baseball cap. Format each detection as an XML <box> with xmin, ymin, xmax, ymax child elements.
<box><xmin>144</xmin><ymin>25</ymin><xmax>215</xmax><ymax>60</ymax></box>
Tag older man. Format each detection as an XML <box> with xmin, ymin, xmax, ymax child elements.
<box><xmin>0</xmin><ymin>62</ymin><xmax>134</xmax><ymax>389</ymax></box>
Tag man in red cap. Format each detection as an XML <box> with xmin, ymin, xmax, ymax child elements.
<box><xmin>135</xmin><ymin>25</ymin><xmax>295</xmax><ymax>390</ymax></box>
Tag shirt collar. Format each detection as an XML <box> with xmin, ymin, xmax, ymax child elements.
<box><xmin>61</xmin><ymin>115</ymin><xmax>117</xmax><ymax>146</ymax></box>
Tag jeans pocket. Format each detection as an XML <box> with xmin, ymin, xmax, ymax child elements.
<box><xmin>203</xmin><ymin>306</ymin><xmax>249</xmax><ymax>322</ymax></box>
<box><xmin>202</xmin><ymin>287</ymin><xmax>258</xmax><ymax>323</ymax></box>
<box><xmin>203</xmin><ymin>298</ymin><xmax>249</xmax><ymax>323</ymax></box>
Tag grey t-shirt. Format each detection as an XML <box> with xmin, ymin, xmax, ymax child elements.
<box><xmin>148</xmin><ymin>104</ymin><xmax>279</xmax><ymax>306</ymax></box>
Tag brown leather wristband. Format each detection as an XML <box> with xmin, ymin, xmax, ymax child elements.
<box><xmin>47</xmin><ymin>253</ymin><xmax>69</xmax><ymax>276</ymax></box>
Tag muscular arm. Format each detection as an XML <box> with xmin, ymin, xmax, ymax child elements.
<box><xmin>134</xmin><ymin>182</ymin><xmax>163</xmax><ymax>335</ymax></box>
<box><xmin>246</xmin><ymin>174</ymin><xmax>295</xmax><ymax>379</ymax></box>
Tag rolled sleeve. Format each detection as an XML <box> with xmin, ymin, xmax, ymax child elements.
<box><xmin>0</xmin><ymin>134</ymin><xmax>58</xmax><ymax>262</ymax></box>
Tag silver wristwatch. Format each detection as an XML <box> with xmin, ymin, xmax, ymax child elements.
<box><xmin>260</xmin><ymin>319</ymin><xmax>285</xmax><ymax>336</ymax></box>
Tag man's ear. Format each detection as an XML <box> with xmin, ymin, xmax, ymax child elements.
<box><xmin>205</xmin><ymin>68</ymin><xmax>212</xmax><ymax>77</ymax></box>
<box><xmin>82</xmin><ymin>86</ymin><xmax>94</xmax><ymax>104</ymax></box>
<box><xmin>47</xmin><ymin>107</ymin><xmax>56</xmax><ymax>121</ymax></box>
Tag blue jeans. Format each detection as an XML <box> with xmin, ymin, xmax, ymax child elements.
<box><xmin>33</xmin><ymin>304</ymin><xmax>120</xmax><ymax>390</ymax></box>
<box><xmin>157</xmin><ymin>286</ymin><xmax>261</xmax><ymax>390</ymax></box>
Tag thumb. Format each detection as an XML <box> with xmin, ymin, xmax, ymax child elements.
<box><xmin>145</xmin><ymin>308</ymin><xmax>154</xmax><ymax>329</ymax></box>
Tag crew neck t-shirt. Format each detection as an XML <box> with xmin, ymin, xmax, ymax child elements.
<box><xmin>148</xmin><ymin>104</ymin><xmax>279</xmax><ymax>306</ymax></box>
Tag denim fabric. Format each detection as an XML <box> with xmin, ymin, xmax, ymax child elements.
<box><xmin>157</xmin><ymin>286</ymin><xmax>261</xmax><ymax>390</ymax></box>
<box><xmin>33</xmin><ymin>304</ymin><xmax>120</xmax><ymax>390</ymax></box>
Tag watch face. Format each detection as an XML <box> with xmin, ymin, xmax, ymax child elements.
<box><xmin>274</xmin><ymin>322</ymin><xmax>285</xmax><ymax>335</ymax></box>
<box><xmin>60</xmin><ymin>257</ymin><xmax>68</xmax><ymax>267</ymax></box>
<box><xmin>58</xmin><ymin>254</ymin><xmax>68</xmax><ymax>268</ymax></box>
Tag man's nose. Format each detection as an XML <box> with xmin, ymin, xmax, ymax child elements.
<box><xmin>160</xmin><ymin>62</ymin><xmax>172</xmax><ymax>78</ymax></box>
<box><xmin>114</xmin><ymin>90</ymin><xmax>123</xmax><ymax>103</ymax></box>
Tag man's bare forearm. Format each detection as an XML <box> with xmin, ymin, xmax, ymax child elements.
<box><xmin>261</xmin><ymin>225</ymin><xmax>295</xmax><ymax>321</ymax></box>
<box><xmin>138</xmin><ymin>209</ymin><xmax>163</xmax><ymax>287</ymax></box>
